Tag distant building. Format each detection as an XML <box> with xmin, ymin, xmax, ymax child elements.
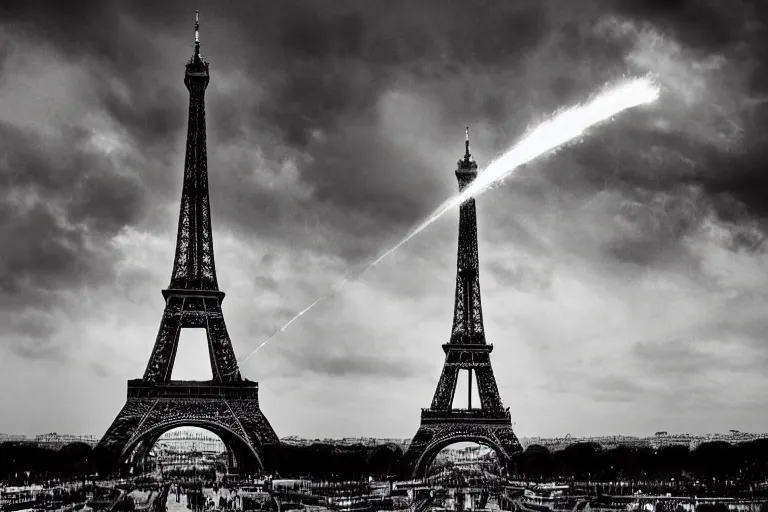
<box><xmin>279</xmin><ymin>436</ymin><xmax>411</xmax><ymax>449</ymax></box>
<box><xmin>155</xmin><ymin>430</ymin><xmax>226</xmax><ymax>454</ymax></box>
<box><xmin>0</xmin><ymin>433</ymin><xmax>32</xmax><ymax>444</ymax></box>
<box><xmin>6</xmin><ymin>431</ymin><xmax>768</xmax><ymax>454</ymax></box>
<box><xmin>648</xmin><ymin>434</ymin><xmax>696</xmax><ymax>450</ymax></box>
<box><xmin>34</xmin><ymin>433</ymin><xmax>100</xmax><ymax>449</ymax></box>
<box><xmin>520</xmin><ymin>431</ymin><xmax>768</xmax><ymax>452</ymax></box>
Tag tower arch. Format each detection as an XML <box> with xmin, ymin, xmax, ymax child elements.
<box><xmin>411</xmin><ymin>434</ymin><xmax>508</xmax><ymax>479</ymax></box>
<box><xmin>122</xmin><ymin>422</ymin><xmax>258</xmax><ymax>474</ymax></box>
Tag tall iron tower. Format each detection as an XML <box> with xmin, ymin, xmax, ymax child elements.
<box><xmin>400</xmin><ymin>129</ymin><xmax>523</xmax><ymax>478</ymax></box>
<box><xmin>96</xmin><ymin>13</ymin><xmax>279</xmax><ymax>474</ymax></box>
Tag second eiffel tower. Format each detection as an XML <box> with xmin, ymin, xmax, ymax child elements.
<box><xmin>400</xmin><ymin>129</ymin><xmax>524</xmax><ymax>478</ymax></box>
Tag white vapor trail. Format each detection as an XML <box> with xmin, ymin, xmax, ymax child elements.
<box><xmin>239</xmin><ymin>76</ymin><xmax>660</xmax><ymax>364</ymax></box>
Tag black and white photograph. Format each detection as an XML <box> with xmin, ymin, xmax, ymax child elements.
<box><xmin>1</xmin><ymin>1</ymin><xmax>767</xmax><ymax>511</ymax></box>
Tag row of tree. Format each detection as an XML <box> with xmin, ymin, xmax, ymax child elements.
<box><xmin>0</xmin><ymin>441</ymin><xmax>92</xmax><ymax>483</ymax></box>
<box><xmin>264</xmin><ymin>442</ymin><xmax>403</xmax><ymax>479</ymax></box>
<box><xmin>4</xmin><ymin>438</ymin><xmax>768</xmax><ymax>482</ymax></box>
<box><xmin>512</xmin><ymin>439</ymin><xmax>768</xmax><ymax>481</ymax></box>
<box><xmin>265</xmin><ymin>439</ymin><xmax>768</xmax><ymax>481</ymax></box>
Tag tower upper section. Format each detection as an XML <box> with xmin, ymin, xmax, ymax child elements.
<box><xmin>455</xmin><ymin>127</ymin><xmax>478</xmax><ymax>192</ymax></box>
<box><xmin>168</xmin><ymin>11</ymin><xmax>219</xmax><ymax>294</ymax></box>
<box><xmin>449</xmin><ymin>128</ymin><xmax>486</xmax><ymax>345</ymax></box>
<box><xmin>184</xmin><ymin>11</ymin><xmax>210</xmax><ymax>90</ymax></box>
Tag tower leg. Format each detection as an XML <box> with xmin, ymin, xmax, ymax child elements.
<box><xmin>468</xmin><ymin>369</ymin><xmax>472</xmax><ymax>409</ymax></box>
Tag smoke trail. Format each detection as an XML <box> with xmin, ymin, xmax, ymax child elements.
<box><xmin>239</xmin><ymin>77</ymin><xmax>660</xmax><ymax>364</ymax></box>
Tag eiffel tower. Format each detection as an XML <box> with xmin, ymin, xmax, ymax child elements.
<box><xmin>95</xmin><ymin>13</ymin><xmax>278</xmax><ymax>474</ymax></box>
<box><xmin>400</xmin><ymin>129</ymin><xmax>523</xmax><ymax>478</ymax></box>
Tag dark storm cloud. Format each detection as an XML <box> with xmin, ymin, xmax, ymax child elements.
<box><xmin>521</xmin><ymin>1</ymin><xmax>768</xmax><ymax>273</ymax></box>
<box><xmin>2</xmin><ymin>0</ymin><xmax>558</xmax><ymax>263</ymax></box>
<box><xmin>0</xmin><ymin>200</ymin><xmax>102</xmax><ymax>295</ymax></box>
<box><xmin>3</xmin><ymin>0</ymin><xmax>768</xmax><ymax>439</ymax></box>
<box><xmin>1</xmin><ymin>310</ymin><xmax>63</xmax><ymax>360</ymax></box>
<box><xmin>277</xmin><ymin>345</ymin><xmax>424</xmax><ymax>380</ymax></box>
<box><xmin>0</xmin><ymin>1</ymin><xmax>119</xmax><ymax>60</ymax></box>
<box><xmin>0</xmin><ymin>121</ymin><xmax>145</xmax><ymax>230</ymax></box>
<box><xmin>0</xmin><ymin>120</ymin><xmax>146</xmax><ymax>346</ymax></box>
<box><xmin>614</xmin><ymin>0</ymin><xmax>757</xmax><ymax>51</ymax></box>
<box><xmin>2</xmin><ymin>0</ymin><xmax>768</xmax><ymax>338</ymax></box>
<box><xmin>226</xmin><ymin>0</ymin><xmax>552</xmax><ymax>143</ymax></box>
<box><xmin>565</xmin><ymin>137</ymin><xmax>768</xmax><ymax>270</ymax></box>
<box><xmin>197</xmin><ymin>0</ymin><xmax>558</xmax><ymax>254</ymax></box>
<box><xmin>602</xmin><ymin>187</ymin><xmax>708</xmax><ymax>268</ymax></box>
<box><xmin>564</xmin><ymin>123</ymin><xmax>768</xmax><ymax>220</ymax></box>
<box><xmin>100</xmin><ymin>82</ymin><xmax>183</xmax><ymax>153</ymax></box>
<box><xmin>305</xmin><ymin>353</ymin><xmax>419</xmax><ymax>379</ymax></box>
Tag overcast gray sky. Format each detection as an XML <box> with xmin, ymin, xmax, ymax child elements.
<box><xmin>1</xmin><ymin>0</ymin><xmax>767</xmax><ymax>440</ymax></box>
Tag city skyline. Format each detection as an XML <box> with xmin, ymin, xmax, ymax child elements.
<box><xmin>1</xmin><ymin>0</ymin><xmax>767</xmax><ymax>442</ymax></box>
<box><xmin>3</xmin><ymin>428</ymin><xmax>767</xmax><ymax>453</ymax></box>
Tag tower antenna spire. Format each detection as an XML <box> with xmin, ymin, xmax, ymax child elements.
<box><xmin>465</xmin><ymin>126</ymin><xmax>471</xmax><ymax>159</ymax></box>
<box><xmin>194</xmin><ymin>10</ymin><xmax>200</xmax><ymax>57</ymax></box>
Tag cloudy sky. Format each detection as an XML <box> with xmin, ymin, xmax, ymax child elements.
<box><xmin>1</xmin><ymin>0</ymin><xmax>767</xmax><ymax>441</ymax></box>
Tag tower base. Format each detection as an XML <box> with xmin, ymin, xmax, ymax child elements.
<box><xmin>400</xmin><ymin>408</ymin><xmax>523</xmax><ymax>478</ymax></box>
<box><xmin>95</xmin><ymin>379</ymin><xmax>279</xmax><ymax>475</ymax></box>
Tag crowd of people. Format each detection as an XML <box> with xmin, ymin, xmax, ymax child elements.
<box><xmin>167</xmin><ymin>482</ymin><xmax>250</xmax><ymax>511</ymax></box>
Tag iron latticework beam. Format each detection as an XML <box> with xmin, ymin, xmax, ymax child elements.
<box><xmin>170</xmin><ymin>47</ymin><xmax>217</xmax><ymax>292</ymax></box>
<box><xmin>142</xmin><ymin>294</ymin><xmax>241</xmax><ymax>384</ymax></box>
<box><xmin>96</xmin><ymin>13</ymin><xmax>278</xmax><ymax>475</ymax></box>
<box><xmin>450</xmin><ymin>128</ymin><xmax>485</xmax><ymax>345</ymax></box>
<box><xmin>401</xmin><ymin>129</ymin><xmax>522</xmax><ymax>478</ymax></box>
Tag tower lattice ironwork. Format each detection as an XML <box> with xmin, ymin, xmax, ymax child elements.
<box><xmin>96</xmin><ymin>13</ymin><xmax>279</xmax><ymax>475</ymax></box>
<box><xmin>400</xmin><ymin>129</ymin><xmax>523</xmax><ymax>478</ymax></box>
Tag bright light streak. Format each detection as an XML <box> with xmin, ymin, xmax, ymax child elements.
<box><xmin>239</xmin><ymin>76</ymin><xmax>660</xmax><ymax>364</ymax></box>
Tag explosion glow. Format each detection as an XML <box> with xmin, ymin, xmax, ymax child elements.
<box><xmin>239</xmin><ymin>76</ymin><xmax>660</xmax><ymax>364</ymax></box>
